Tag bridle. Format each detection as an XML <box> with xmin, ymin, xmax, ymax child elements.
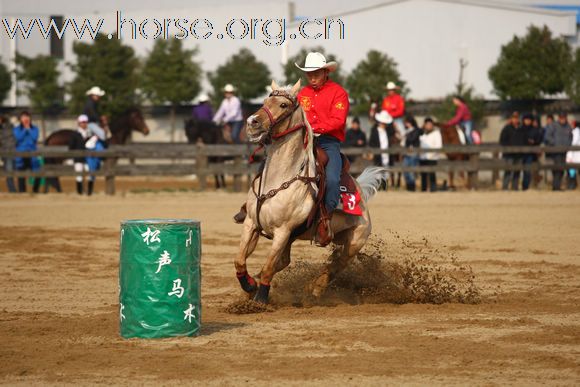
<box><xmin>250</xmin><ymin>89</ymin><xmax>316</xmax><ymax>239</ymax></box>
<box><xmin>248</xmin><ymin>90</ymin><xmax>309</xmax><ymax>161</ymax></box>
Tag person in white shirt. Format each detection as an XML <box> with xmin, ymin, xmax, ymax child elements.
<box><xmin>419</xmin><ymin>117</ymin><xmax>442</xmax><ymax>192</ymax></box>
<box><xmin>566</xmin><ymin>120</ymin><xmax>580</xmax><ymax>189</ymax></box>
<box><xmin>213</xmin><ymin>84</ymin><xmax>244</xmax><ymax>144</ymax></box>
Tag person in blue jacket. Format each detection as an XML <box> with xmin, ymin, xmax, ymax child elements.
<box><xmin>13</xmin><ymin>111</ymin><xmax>41</xmax><ymax>193</ymax></box>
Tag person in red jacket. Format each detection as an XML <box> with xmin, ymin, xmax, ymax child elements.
<box><xmin>295</xmin><ymin>52</ymin><xmax>350</xmax><ymax>246</ymax></box>
<box><xmin>381</xmin><ymin>81</ymin><xmax>405</xmax><ymax>143</ymax></box>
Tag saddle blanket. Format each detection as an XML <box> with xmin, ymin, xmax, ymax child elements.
<box><xmin>337</xmin><ymin>185</ymin><xmax>363</xmax><ymax>216</ymax></box>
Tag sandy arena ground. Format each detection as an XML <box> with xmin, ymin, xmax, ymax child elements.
<box><xmin>0</xmin><ymin>186</ymin><xmax>579</xmax><ymax>385</ymax></box>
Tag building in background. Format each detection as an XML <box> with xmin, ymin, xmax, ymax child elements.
<box><xmin>0</xmin><ymin>0</ymin><xmax>578</xmax><ymax>105</ymax></box>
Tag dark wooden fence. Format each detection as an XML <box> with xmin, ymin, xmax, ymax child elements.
<box><xmin>1</xmin><ymin>143</ymin><xmax>580</xmax><ymax>194</ymax></box>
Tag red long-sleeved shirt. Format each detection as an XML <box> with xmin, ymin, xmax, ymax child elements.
<box><xmin>446</xmin><ymin>102</ymin><xmax>472</xmax><ymax>126</ymax></box>
<box><xmin>297</xmin><ymin>80</ymin><xmax>349</xmax><ymax>142</ymax></box>
<box><xmin>381</xmin><ymin>93</ymin><xmax>405</xmax><ymax>118</ymax></box>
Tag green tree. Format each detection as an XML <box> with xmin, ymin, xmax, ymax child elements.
<box><xmin>488</xmin><ymin>25</ymin><xmax>572</xmax><ymax>100</ymax></box>
<box><xmin>141</xmin><ymin>39</ymin><xmax>202</xmax><ymax>141</ymax></box>
<box><xmin>15</xmin><ymin>53</ymin><xmax>61</xmax><ymax>139</ymax></box>
<box><xmin>207</xmin><ymin>48</ymin><xmax>271</xmax><ymax>103</ymax></box>
<box><xmin>68</xmin><ymin>33</ymin><xmax>139</xmax><ymax>117</ymax></box>
<box><xmin>346</xmin><ymin>50</ymin><xmax>408</xmax><ymax>116</ymax></box>
<box><xmin>566</xmin><ymin>48</ymin><xmax>580</xmax><ymax>105</ymax></box>
<box><xmin>0</xmin><ymin>58</ymin><xmax>12</xmax><ymax>105</ymax></box>
<box><xmin>283</xmin><ymin>46</ymin><xmax>345</xmax><ymax>86</ymax></box>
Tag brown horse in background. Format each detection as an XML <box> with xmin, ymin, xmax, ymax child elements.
<box><xmin>438</xmin><ymin>124</ymin><xmax>468</xmax><ymax>189</ymax></box>
<box><xmin>43</xmin><ymin>107</ymin><xmax>150</xmax><ymax>192</ymax></box>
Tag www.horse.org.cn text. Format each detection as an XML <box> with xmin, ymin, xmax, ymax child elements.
<box><xmin>1</xmin><ymin>11</ymin><xmax>346</xmax><ymax>46</ymax></box>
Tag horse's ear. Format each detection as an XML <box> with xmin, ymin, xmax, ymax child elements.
<box><xmin>271</xmin><ymin>79</ymin><xmax>279</xmax><ymax>91</ymax></box>
<box><xmin>290</xmin><ymin>78</ymin><xmax>301</xmax><ymax>96</ymax></box>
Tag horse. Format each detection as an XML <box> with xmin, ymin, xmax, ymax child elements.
<box><xmin>43</xmin><ymin>107</ymin><xmax>150</xmax><ymax>192</ymax></box>
<box><xmin>184</xmin><ymin>118</ymin><xmax>231</xmax><ymax>189</ymax></box>
<box><xmin>438</xmin><ymin>123</ymin><xmax>468</xmax><ymax>189</ymax></box>
<box><xmin>234</xmin><ymin>79</ymin><xmax>387</xmax><ymax>304</ymax></box>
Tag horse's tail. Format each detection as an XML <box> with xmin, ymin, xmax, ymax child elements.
<box><xmin>356</xmin><ymin>167</ymin><xmax>389</xmax><ymax>202</ymax></box>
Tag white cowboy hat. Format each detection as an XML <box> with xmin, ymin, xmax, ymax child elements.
<box><xmin>294</xmin><ymin>52</ymin><xmax>337</xmax><ymax>73</ymax></box>
<box><xmin>223</xmin><ymin>84</ymin><xmax>236</xmax><ymax>93</ymax></box>
<box><xmin>385</xmin><ymin>81</ymin><xmax>399</xmax><ymax>90</ymax></box>
<box><xmin>77</xmin><ymin>114</ymin><xmax>89</xmax><ymax>122</ymax></box>
<box><xmin>375</xmin><ymin>110</ymin><xmax>393</xmax><ymax>124</ymax></box>
<box><xmin>197</xmin><ymin>93</ymin><xmax>209</xmax><ymax>103</ymax></box>
<box><xmin>86</xmin><ymin>86</ymin><xmax>105</xmax><ymax>96</ymax></box>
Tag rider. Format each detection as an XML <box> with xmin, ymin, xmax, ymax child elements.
<box><xmin>213</xmin><ymin>84</ymin><xmax>244</xmax><ymax>144</ymax></box>
<box><xmin>295</xmin><ymin>51</ymin><xmax>350</xmax><ymax>246</ymax></box>
<box><xmin>83</xmin><ymin>86</ymin><xmax>109</xmax><ymax>142</ymax></box>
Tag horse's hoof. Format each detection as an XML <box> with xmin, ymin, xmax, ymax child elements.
<box><xmin>253</xmin><ymin>284</ymin><xmax>270</xmax><ymax>304</ymax></box>
<box><xmin>236</xmin><ymin>271</ymin><xmax>258</xmax><ymax>294</ymax></box>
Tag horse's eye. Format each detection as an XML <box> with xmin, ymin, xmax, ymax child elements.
<box><xmin>280</xmin><ymin>103</ymin><xmax>288</xmax><ymax>109</ymax></box>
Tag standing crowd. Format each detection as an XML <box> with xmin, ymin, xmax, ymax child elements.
<box><xmin>0</xmin><ymin>86</ymin><xmax>109</xmax><ymax>195</ymax></box>
<box><xmin>500</xmin><ymin>111</ymin><xmax>579</xmax><ymax>191</ymax></box>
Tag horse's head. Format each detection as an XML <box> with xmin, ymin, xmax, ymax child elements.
<box><xmin>127</xmin><ymin>107</ymin><xmax>150</xmax><ymax>136</ymax></box>
<box><xmin>246</xmin><ymin>79</ymin><xmax>302</xmax><ymax>144</ymax></box>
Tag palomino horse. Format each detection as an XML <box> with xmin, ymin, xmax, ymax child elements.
<box><xmin>44</xmin><ymin>107</ymin><xmax>150</xmax><ymax>192</ymax></box>
<box><xmin>235</xmin><ymin>79</ymin><xmax>387</xmax><ymax>304</ymax></box>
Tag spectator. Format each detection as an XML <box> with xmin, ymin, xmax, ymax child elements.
<box><xmin>419</xmin><ymin>118</ymin><xmax>442</xmax><ymax>192</ymax></box>
<box><xmin>544</xmin><ymin>112</ymin><xmax>573</xmax><ymax>191</ymax></box>
<box><xmin>83</xmin><ymin>86</ymin><xmax>108</xmax><ymax>142</ymax></box>
<box><xmin>369</xmin><ymin>110</ymin><xmax>393</xmax><ymax>169</ymax></box>
<box><xmin>1</xmin><ymin>115</ymin><xmax>17</xmax><ymax>192</ymax></box>
<box><xmin>566</xmin><ymin>118</ymin><xmax>580</xmax><ymax>190</ymax></box>
<box><xmin>345</xmin><ymin>117</ymin><xmax>366</xmax><ymax>162</ymax></box>
<box><xmin>13</xmin><ymin>111</ymin><xmax>41</xmax><ymax>193</ymax></box>
<box><xmin>499</xmin><ymin>112</ymin><xmax>521</xmax><ymax>190</ymax></box>
<box><xmin>192</xmin><ymin>93</ymin><xmax>213</xmax><ymax>124</ymax></box>
<box><xmin>517</xmin><ymin>113</ymin><xmax>535</xmax><ymax>190</ymax></box>
<box><xmin>445</xmin><ymin>96</ymin><xmax>473</xmax><ymax>144</ymax></box>
<box><xmin>544</xmin><ymin>114</ymin><xmax>555</xmax><ymax>138</ymax></box>
<box><xmin>523</xmin><ymin>114</ymin><xmax>544</xmax><ymax>190</ymax></box>
<box><xmin>213</xmin><ymin>84</ymin><xmax>243</xmax><ymax>144</ymax></box>
<box><xmin>381</xmin><ymin>82</ymin><xmax>405</xmax><ymax>143</ymax></box>
<box><xmin>402</xmin><ymin>114</ymin><xmax>422</xmax><ymax>191</ymax></box>
<box><xmin>69</xmin><ymin>114</ymin><xmax>101</xmax><ymax>196</ymax></box>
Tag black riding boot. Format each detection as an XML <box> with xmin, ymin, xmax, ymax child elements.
<box><xmin>76</xmin><ymin>181</ymin><xmax>83</xmax><ymax>195</ymax></box>
<box><xmin>87</xmin><ymin>181</ymin><xmax>94</xmax><ymax>196</ymax></box>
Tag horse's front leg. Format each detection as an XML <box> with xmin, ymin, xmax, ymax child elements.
<box><xmin>234</xmin><ymin>217</ymin><xmax>260</xmax><ymax>294</ymax></box>
<box><xmin>254</xmin><ymin>229</ymin><xmax>291</xmax><ymax>304</ymax></box>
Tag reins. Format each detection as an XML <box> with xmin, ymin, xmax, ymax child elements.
<box><xmin>250</xmin><ymin>90</ymin><xmax>315</xmax><ymax>238</ymax></box>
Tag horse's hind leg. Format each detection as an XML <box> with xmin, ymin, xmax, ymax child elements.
<box><xmin>310</xmin><ymin>221</ymin><xmax>371</xmax><ymax>298</ymax></box>
<box><xmin>234</xmin><ymin>218</ymin><xmax>260</xmax><ymax>294</ymax></box>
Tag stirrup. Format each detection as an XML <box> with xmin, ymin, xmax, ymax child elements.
<box><xmin>314</xmin><ymin>216</ymin><xmax>333</xmax><ymax>247</ymax></box>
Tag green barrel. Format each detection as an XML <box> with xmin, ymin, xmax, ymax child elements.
<box><xmin>119</xmin><ymin>219</ymin><xmax>201</xmax><ymax>339</ymax></box>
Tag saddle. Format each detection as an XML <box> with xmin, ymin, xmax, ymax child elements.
<box><xmin>307</xmin><ymin>145</ymin><xmax>359</xmax><ymax>227</ymax></box>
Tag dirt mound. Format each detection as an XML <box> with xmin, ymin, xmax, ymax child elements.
<box><xmin>224</xmin><ymin>299</ymin><xmax>274</xmax><ymax>314</ymax></box>
<box><xmin>271</xmin><ymin>233</ymin><xmax>481</xmax><ymax>307</ymax></box>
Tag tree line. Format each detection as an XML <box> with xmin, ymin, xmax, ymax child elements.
<box><xmin>0</xmin><ymin>24</ymin><xmax>579</xmax><ymax>126</ymax></box>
